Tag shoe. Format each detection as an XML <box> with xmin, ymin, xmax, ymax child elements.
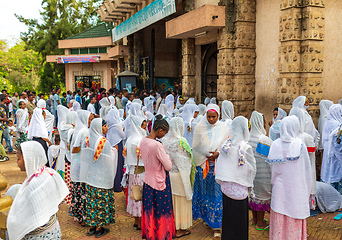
<box><xmin>95</xmin><ymin>228</ymin><xmax>110</xmax><ymax>238</ymax></box>
<box><xmin>87</xmin><ymin>227</ymin><xmax>96</xmax><ymax>236</ymax></box>
<box><xmin>0</xmin><ymin>156</ymin><xmax>9</xmax><ymax>162</ymax></box>
<box><xmin>9</xmin><ymin>149</ymin><xmax>16</xmax><ymax>154</ymax></box>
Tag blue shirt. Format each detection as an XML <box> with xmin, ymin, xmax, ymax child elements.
<box><xmin>75</xmin><ymin>95</ymin><xmax>82</xmax><ymax>105</ymax></box>
<box><xmin>54</xmin><ymin>94</ymin><xmax>61</xmax><ymax>109</ymax></box>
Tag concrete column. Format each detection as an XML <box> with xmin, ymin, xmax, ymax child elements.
<box><xmin>127</xmin><ymin>35</ymin><xmax>134</xmax><ymax>72</ymax></box>
<box><xmin>195</xmin><ymin>45</ymin><xmax>202</xmax><ymax>103</ymax></box>
<box><xmin>182</xmin><ymin>38</ymin><xmax>196</xmax><ymax>100</ymax></box>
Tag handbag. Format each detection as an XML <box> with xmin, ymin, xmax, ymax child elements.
<box><xmin>130</xmin><ymin>153</ymin><xmax>143</xmax><ymax>201</ymax></box>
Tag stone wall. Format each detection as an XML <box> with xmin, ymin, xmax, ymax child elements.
<box><xmin>216</xmin><ymin>0</ymin><xmax>256</xmax><ymax>117</ymax></box>
<box><xmin>278</xmin><ymin>0</ymin><xmax>325</xmax><ymax>123</ymax></box>
<box><xmin>182</xmin><ymin>38</ymin><xmax>196</xmax><ymax>99</ymax></box>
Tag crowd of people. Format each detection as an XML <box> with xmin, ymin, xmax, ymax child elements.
<box><xmin>2</xmin><ymin>86</ymin><xmax>342</xmax><ymax>240</ymax></box>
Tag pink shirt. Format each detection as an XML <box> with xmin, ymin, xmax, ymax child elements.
<box><xmin>140</xmin><ymin>137</ymin><xmax>172</xmax><ymax>191</ymax></box>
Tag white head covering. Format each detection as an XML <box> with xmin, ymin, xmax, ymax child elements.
<box><xmin>166</xmin><ymin>101</ymin><xmax>175</xmax><ymax>119</ymax></box>
<box><xmin>27</xmin><ymin>108</ymin><xmax>49</xmax><ymax>139</ymax></box>
<box><xmin>289</xmin><ymin>107</ymin><xmax>306</xmax><ymax>133</ymax></box>
<box><xmin>292</xmin><ymin>96</ymin><xmax>307</xmax><ymax>108</ymax></box>
<box><xmin>221</xmin><ymin>100</ymin><xmax>234</xmax><ymax>123</ymax></box>
<box><xmin>181</xmin><ymin>104</ymin><xmax>199</xmax><ymax>147</ymax></box>
<box><xmin>132</xmin><ymin>99</ymin><xmax>142</xmax><ymax>105</ymax></box>
<box><xmin>73</xmin><ymin>101</ymin><xmax>81</xmax><ymax>112</ymax></box>
<box><xmin>275</xmin><ymin>107</ymin><xmax>287</xmax><ymax>122</ymax></box>
<box><xmin>269</xmin><ymin>107</ymin><xmax>288</xmax><ymax>141</ymax></box>
<box><xmin>198</xmin><ymin>104</ymin><xmax>206</xmax><ymax>117</ymax></box>
<box><xmin>157</xmin><ymin>104</ymin><xmax>168</xmax><ymax>117</ymax></box>
<box><xmin>60</xmin><ymin>111</ymin><xmax>78</xmax><ymax>143</ymax></box>
<box><xmin>57</xmin><ymin>105</ymin><xmax>69</xmax><ymax>131</ymax></box>
<box><xmin>176</xmin><ymin>96</ymin><xmax>183</xmax><ymax>108</ymax></box>
<box><xmin>7</xmin><ymin>142</ymin><xmax>68</xmax><ymax>240</ymax></box>
<box><xmin>125</xmin><ymin>116</ymin><xmax>147</xmax><ymax>166</ymax></box>
<box><xmin>210</xmin><ymin>97</ymin><xmax>217</xmax><ymax>105</ymax></box>
<box><xmin>107</xmin><ymin>108</ymin><xmax>125</xmax><ymax>146</ymax></box>
<box><xmin>119</xmin><ymin>109</ymin><xmax>124</xmax><ymax>120</ymax></box>
<box><xmin>204</xmin><ymin>97</ymin><xmax>210</xmax><ymax>105</ymax></box>
<box><xmin>100</xmin><ymin>106</ymin><xmax>113</xmax><ymax>120</ymax></box>
<box><xmin>185</xmin><ymin>98</ymin><xmax>196</xmax><ymax>105</ymax></box>
<box><xmin>250</xmin><ymin>111</ymin><xmax>266</xmax><ymax>138</ymax></box>
<box><xmin>99</xmin><ymin>97</ymin><xmax>111</xmax><ymax>107</ymax></box>
<box><xmin>192</xmin><ymin>104</ymin><xmax>229</xmax><ymax>166</ymax></box>
<box><xmin>37</xmin><ymin>99</ymin><xmax>46</xmax><ymax>109</ymax></box>
<box><xmin>80</xmin><ymin>118</ymin><xmax>117</xmax><ymax>189</ymax></box>
<box><xmin>267</xmin><ymin>116</ymin><xmax>312</xmax><ymax>219</ymax></box>
<box><xmin>216</xmin><ymin>116</ymin><xmax>256</xmax><ymax>187</ymax></box>
<box><xmin>318</xmin><ymin>100</ymin><xmax>334</xmax><ymax>150</ymax></box>
<box><xmin>108</xmin><ymin>96</ymin><xmax>116</xmax><ymax>106</ymax></box>
<box><xmin>162</xmin><ymin>117</ymin><xmax>194</xmax><ymax>200</ymax></box>
<box><xmin>165</xmin><ymin>94</ymin><xmax>174</xmax><ymax>106</ymax></box>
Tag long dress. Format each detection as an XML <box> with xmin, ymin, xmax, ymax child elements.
<box><xmin>267</xmin><ymin>116</ymin><xmax>312</xmax><ymax>240</ymax></box>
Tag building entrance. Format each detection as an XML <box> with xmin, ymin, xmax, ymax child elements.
<box><xmin>75</xmin><ymin>76</ymin><xmax>101</xmax><ymax>91</ymax></box>
<box><xmin>201</xmin><ymin>43</ymin><xmax>218</xmax><ymax>100</ymax></box>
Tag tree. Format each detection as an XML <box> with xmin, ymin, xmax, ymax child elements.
<box><xmin>0</xmin><ymin>41</ymin><xmax>42</xmax><ymax>93</ymax></box>
<box><xmin>15</xmin><ymin>0</ymin><xmax>102</xmax><ymax>92</ymax></box>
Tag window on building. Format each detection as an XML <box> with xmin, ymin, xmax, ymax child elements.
<box><xmin>70</xmin><ymin>47</ymin><xmax>108</xmax><ymax>55</ymax></box>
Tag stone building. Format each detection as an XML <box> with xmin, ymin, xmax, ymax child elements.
<box><xmin>52</xmin><ymin>0</ymin><xmax>341</xmax><ymax>122</ymax></box>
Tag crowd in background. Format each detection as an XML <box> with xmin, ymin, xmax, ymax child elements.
<box><xmin>2</xmin><ymin>86</ymin><xmax>342</xmax><ymax>240</ymax></box>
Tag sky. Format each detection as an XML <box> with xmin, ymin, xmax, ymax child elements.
<box><xmin>0</xmin><ymin>0</ymin><xmax>43</xmax><ymax>47</ymax></box>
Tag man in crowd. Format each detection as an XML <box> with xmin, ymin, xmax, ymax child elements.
<box><xmin>122</xmin><ymin>89</ymin><xmax>129</xmax><ymax>110</ymax></box>
<box><xmin>54</xmin><ymin>88</ymin><xmax>61</xmax><ymax>127</ymax></box>
<box><xmin>66</xmin><ymin>90</ymin><xmax>73</xmax><ymax>105</ymax></box>
<box><xmin>0</xmin><ymin>94</ymin><xmax>13</xmax><ymax>159</ymax></box>
<box><xmin>87</xmin><ymin>95</ymin><xmax>99</xmax><ymax>117</ymax></box>
<box><xmin>115</xmin><ymin>90</ymin><xmax>124</xmax><ymax>109</ymax></box>
<box><xmin>26</xmin><ymin>94</ymin><xmax>36</xmax><ymax>116</ymax></box>
<box><xmin>11</xmin><ymin>92</ymin><xmax>18</xmax><ymax>122</ymax></box>
<box><xmin>75</xmin><ymin>90</ymin><xmax>82</xmax><ymax>105</ymax></box>
<box><xmin>49</xmin><ymin>88</ymin><xmax>55</xmax><ymax>116</ymax></box>
<box><xmin>61</xmin><ymin>92</ymin><xmax>67</xmax><ymax>107</ymax></box>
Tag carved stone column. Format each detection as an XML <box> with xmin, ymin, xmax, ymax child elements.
<box><xmin>217</xmin><ymin>0</ymin><xmax>256</xmax><ymax>117</ymax></box>
<box><xmin>182</xmin><ymin>38</ymin><xmax>196</xmax><ymax>99</ymax></box>
<box><xmin>134</xmin><ymin>31</ymin><xmax>144</xmax><ymax>74</ymax></box>
<box><xmin>278</xmin><ymin>0</ymin><xmax>324</xmax><ymax>123</ymax></box>
<box><xmin>127</xmin><ymin>34</ymin><xmax>134</xmax><ymax>72</ymax></box>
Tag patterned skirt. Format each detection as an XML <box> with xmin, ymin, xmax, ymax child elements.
<box><xmin>64</xmin><ymin>161</ymin><xmax>72</xmax><ymax>206</ymax></box>
<box><xmin>84</xmin><ymin>185</ymin><xmax>115</xmax><ymax>227</ymax></box>
<box><xmin>192</xmin><ymin>165</ymin><xmax>223</xmax><ymax>229</ymax></box>
<box><xmin>127</xmin><ymin>172</ymin><xmax>145</xmax><ymax>217</ymax></box>
<box><xmin>142</xmin><ymin>172</ymin><xmax>176</xmax><ymax>240</ymax></box>
<box><xmin>269</xmin><ymin>210</ymin><xmax>307</xmax><ymax>240</ymax></box>
<box><xmin>15</xmin><ymin>132</ymin><xmax>28</xmax><ymax>148</ymax></box>
<box><xmin>70</xmin><ymin>182</ymin><xmax>86</xmax><ymax>222</ymax></box>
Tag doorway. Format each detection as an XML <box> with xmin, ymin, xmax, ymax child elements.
<box><xmin>201</xmin><ymin>43</ymin><xmax>218</xmax><ymax>101</ymax></box>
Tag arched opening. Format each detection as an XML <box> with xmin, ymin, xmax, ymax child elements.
<box><xmin>201</xmin><ymin>43</ymin><xmax>218</xmax><ymax>101</ymax></box>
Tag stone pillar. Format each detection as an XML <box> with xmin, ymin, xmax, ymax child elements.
<box><xmin>182</xmin><ymin>38</ymin><xmax>196</xmax><ymax>100</ymax></box>
<box><xmin>278</xmin><ymin>0</ymin><xmax>324</xmax><ymax>123</ymax></box>
<box><xmin>134</xmin><ymin>31</ymin><xmax>144</xmax><ymax>74</ymax></box>
<box><xmin>217</xmin><ymin>0</ymin><xmax>256</xmax><ymax>117</ymax></box>
<box><xmin>127</xmin><ymin>34</ymin><xmax>134</xmax><ymax>72</ymax></box>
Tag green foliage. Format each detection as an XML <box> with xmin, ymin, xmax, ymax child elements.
<box><xmin>0</xmin><ymin>41</ymin><xmax>42</xmax><ymax>94</ymax></box>
<box><xmin>16</xmin><ymin>0</ymin><xmax>102</xmax><ymax>92</ymax></box>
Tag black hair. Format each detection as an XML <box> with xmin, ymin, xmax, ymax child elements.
<box><xmin>0</xmin><ymin>94</ymin><xmax>6</xmax><ymax>102</ymax></box>
<box><xmin>90</xmin><ymin>95</ymin><xmax>96</xmax><ymax>101</ymax></box>
<box><xmin>90</xmin><ymin>88</ymin><xmax>95</xmax><ymax>92</ymax></box>
<box><xmin>160</xmin><ymin>91</ymin><xmax>167</xmax><ymax>98</ymax></box>
<box><xmin>108</xmin><ymin>88</ymin><xmax>115</xmax><ymax>94</ymax></box>
<box><xmin>38</xmin><ymin>93</ymin><xmax>44</xmax><ymax>98</ymax></box>
<box><xmin>32</xmin><ymin>91</ymin><xmax>36</xmax><ymax>95</ymax></box>
<box><xmin>153</xmin><ymin>114</ymin><xmax>169</xmax><ymax>131</ymax></box>
<box><xmin>54</xmin><ymin>133</ymin><xmax>60</xmax><ymax>144</ymax></box>
<box><xmin>166</xmin><ymin>90</ymin><xmax>171</xmax><ymax>95</ymax></box>
<box><xmin>56</xmin><ymin>87</ymin><xmax>61</xmax><ymax>92</ymax></box>
<box><xmin>134</xmin><ymin>92</ymin><xmax>140</xmax><ymax>98</ymax></box>
<box><xmin>19</xmin><ymin>101</ymin><xmax>25</xmax><ymax>106</ymax></box>
<box><xmin>77</xmin><ymin>90</ymin><xmax>81</xmax><ymax>94</ymax></box>
<box><xmin>273</xmin><ymin>107</ymin><xmax>279</xmax><ymax>112</ymax></box>
<box><xmin>102</xmin><ymin>119</ymin><xmax>107</xmax><ymax>126</ymax></box>
<box><xmin>28</xmin><ymin>93</ymin><xmax>33</xmax><ymax>98</ymax></box>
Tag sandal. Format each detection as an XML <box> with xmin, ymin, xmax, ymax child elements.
<box><xmin>214</xmin><ymin>232</ymin><xmax>221</xmax><ymax>239</ymax></box>
<box><xmin>256</xmin><ymin>225</ymin><xmax>270</xmax><ymax>231</ymax></box>
<box><xmin>87</xmin><ymin>227</ymin><xmax>96</xmax><ymax>236</ymax></box>
<box><xmin>175</xmin><ymin>230</ymin><xmax>191</xmax><ymax>238</ymax></box>
<box><xmin>334</xmin><ymin>213</ymin><xmax>342</xmax><ymax>220</ymax></box>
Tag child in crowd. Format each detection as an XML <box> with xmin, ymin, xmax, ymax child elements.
<box><xmin>7</xmin><ymin>119</ymin><xmax>16</xmax><ymax>150</ymax></box>
<box><xmin>48</xmin><ymin>133</ymin><xmax>64</xmax><ymax>180</ymax></box>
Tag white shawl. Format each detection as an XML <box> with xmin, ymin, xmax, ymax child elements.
<box><xmin>80</xmin><ymin>118</ymin><xmax>117</xmax><ymax>189</ymax></box>
<box><xmin>7</xmin><ymin>141</ymin><xmax>68</xmax><ymax>240</ymax></box>
<box><xmin>27</xmin><ymin>108</ymin><xmax>49</xmax><ymax>139</ymax></box>
<box><xmin>192</xmin><ymin>104</ymin><xmax>229</xmax><ymax>166</ymax></box>
<box><xmin>107</xmin><ymin>108</ymin><xmax>125</xmax><ymax>147</ymax></box>
<box><xmin>215</xmin><ymin>116</ymin><xmax>256</xmax><ymax>187</ymax></box>
<box><xmin>318</xmin><ymin>100</ymin><xmax>333</xmax><ymax>150</ymax></box>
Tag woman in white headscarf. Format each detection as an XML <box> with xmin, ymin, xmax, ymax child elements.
<box><xmin>269</xmin><ymin>107</ymin><xmax>287</xmax><ymax>141</ymax></box>
<box><xmin>60</xmin><ymin>111</ymin><xmax>78</xmax><ymax>206</ymax></box>
<box><xmin>204</xmin><ymin>97</ymin><xmax>210</xmax><ymax>106</ymax></box>
<box><xmin>162</xmin><ymin>117</ymin><xmax>195</xmax><ymax>237</ymax></box>
<box><xmin>124</xmin><ymin>102</ymin><xmax>144</xmax><ymax>139</ymax></box>
<box><xmin>27</xmin><ymin>108</ymin><xmax>52</xmax><ymax>162</ymax></box>
<box><xmin>216</xmin><ymin>116</ymin><xmax>256</xmax><ymax>240</ymax></box>
<box><xmin>292</xmin><ymin>96</ymin><xmax>320</xmax><ymax>145</ymax></box>
<box><xmin>192</xmin><ymin>104</ymin><xmax>229</xmax><ymax>235</ymax></box>
<box><xmin>318</xmin><ymin>100</ymin><xmax>334</xmax><ymax>150</ymax></box>
<box><xmin>124</xmin><ymin>115</ymin><xmax>147</xmax><ymax>229</ymax></box>
<box><xmin>7</xmin><ymin>141</ymin><xmax>69</xmax><ymax>240</ymax></box>
<box><xmin>108</xmin><ymin>96</ymin><xmax>116</xmax><ymax>107</ymax></box>
<box><xmin>119</xmin><ymin>109</ymin><xmax>125</xmax><ymax>121</ymax></box>
<box><xmin>80</xmin><ymin>118</ymin><xmax>117</xmax><ymax>237</ymax></box>
<box><xmin>157</xmin><ymin>104</ymin><xmax>168</xmax><ymax>118</ymax></box>
<box><xmin>107</xmin><ymin>108</ymin><xmax>126</xmax><ymax>192</ymax></box>
<box><xmin>321</xmin><ymin>104</ymin><xmax>342</xmax><ymax>194</ymax></box>
<box><xmin>267</xmin><ymin>116</ymin><xmax>312</xmax><ymax>240</ymax></box>
<box><xmin>15</xmin><ymin>99</ymin><xmax>29</xmax><ymax>147</ymax></box>
<box><xmin>73</xmin><ymin>101</ymin><xmax>81</xmax><ymax>112</ymax></box>
<box><xmin>181</xmin><ymin>104</ymin><xmax>199</xmax><ymax>148</ymax></box>
<box><xmin>37</xmin><ymin>99</ymin><xmax>55</xmax><ymax>143</ymax></box>
<box><xmin>70</xmin><ymin>110</ymin><xmax>94</xmax><ymax>225</ymax></box>
<box><xmin>210</xmin><ymin>97</ymin><xmax>217</xmax><ymax>105</ymax></box>
<box><xmin>248</xmin><ymin>111</ymin><xmax>272</xmax><ymax>230</ymax></box>
<box><xmin>166</xmin><ymin>101</ymin><xmax>175</xmax><ymax>120</ymax></box>
<box><xmin>290</xmin><ymin>107</ymin><xmax>317</xmax><ymax>207</ymax></box>
<box><xmin>221</xmin><ymin>100</ymin><xmax>234</xmax><ymax>128</ymax></box>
